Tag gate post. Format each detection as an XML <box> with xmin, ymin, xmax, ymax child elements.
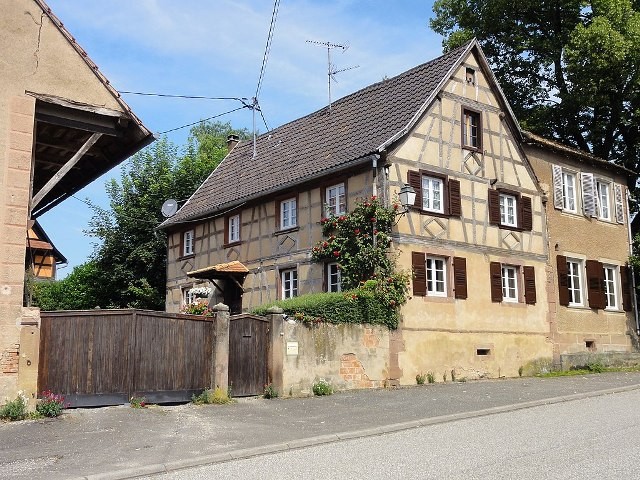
<box><xmin>212</xmin><ymin>303</ymin><xmax>230</xmax><ymax>393</ymax></box>
<box><xmin>266</xmin><ymin>306</ymin><xmax>285</xmax><ymax>396</ymax></box>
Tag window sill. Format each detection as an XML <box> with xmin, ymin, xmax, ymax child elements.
<box><xmin>500</xmin><ymin>301</ymin><xmax>526</xmax><ymax>308</ymax></box>
<box><xmin>417</xmin><ymin>295</ymin><xmax>455</xmax><ymax>304</ymax></box>
<box><xmin>178</xmin><ymin>254</ymin><xmax>195</xmax><ymax>261</ymax></box>
<box><xmin>411</xmin><ymin>208</ymin><xmax>456</xmax><ymax>219</ymax></box>
<box><xmin>462</xmin><ymin>145</ymin><xmax>483</xmax><ymax>153</ymax></box>
<box><xmin>224</xmin><ymin>241</ymin><xmax>242</xmax><ymax>248</ymax></box>
<box><xmin>274</xmin><ymin>226</ymin><xmax>300</xmax><ymax>236</ymax></box>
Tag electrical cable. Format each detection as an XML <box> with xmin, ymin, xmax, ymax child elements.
<box><xmin>118</xmin><ymin>91</ymin><xmax>248</xmax><ymax>102</ymax></box>
<box><xmin>255</xmin><ymin>0</ymin><xmax>281</xmax><ymax>99</ymax></box>
<box><xmin>157</xmin><ymin>106</ymin><xmax>247</xmax><ymax>135</ymax></box>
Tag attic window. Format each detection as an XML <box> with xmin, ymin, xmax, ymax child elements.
<box><xmin>465</xmin><ymin>67</ymin><xmax>475</xmax><ymax>84</ymax></box>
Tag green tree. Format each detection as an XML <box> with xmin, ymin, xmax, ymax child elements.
<box><xmin>32</xmin><ymin>261</ymin><xmax>102</xmax><ymax>310</ymax></box>
<box><xmin>430</xmin><ymin>0</ymin><xmax>640</xmax><ymax>175</ymax></box>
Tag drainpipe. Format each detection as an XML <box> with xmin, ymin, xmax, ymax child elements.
<box><xmin>625</xmin><ymin>189</ymin><xmax>639</xmax><ymax>335</ymax></box>
<box><xmin>371</xmin><ymin>153</ymin><xmax>379</xmax><ymax>198</ymax></box>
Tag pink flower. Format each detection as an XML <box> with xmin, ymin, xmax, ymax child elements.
<box><xmin>333</xmin><ymin>250</ymin><xmax>340</xmax><ymax>257</ymax></box>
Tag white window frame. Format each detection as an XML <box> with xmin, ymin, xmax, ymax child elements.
<box><xmin>463</xmin><ymin>109</ymin><xmax>480</xmax><ymax>149</ymax></box>
<box><xmin>499</xmin><ymin>193</ymin><xmax>518</xmax><ymax>227</ymax></box>
<box><xmin>596</xmin><ymin>180</ymin><xmax>611</xmax><ymax>221</ymax></box>
<box><xmin>421</xmin><ymin>175</ymin><xmax>444</xmax><ymax>214</ymax></box>
<box><xmin>603</xmin><ymin>264</ymin><xmax>619</xmax><ymax>310</ymax></box>
<box><xmin>183</xmin><ymin>230</ymin><xmax>194</xmax><ymax>256</ymax></box>
<box><xmin>326</xmin><ymin>183</ymin><xmax>346</xmax><ymax>216</ymax></box>
<box><xmin>327</xmin><ymin>262</ymin><xmax>341</xmax><ymax>293</ymax></box>
<box><xmin>183</xmin><ymin>287</ymin><xmax>197</xmax><ymax>306</ymax></box>
<box><xmin>229</xmin><ymin>214</ymin><xmax>240</xmax><ymax>243</ymax></box>
<box><xmin>567</xmin><ymin>258</ymin><xmax>584</xmax><ymax>306</ymax></box>
<box><xmin>280</xmin><ymin>198</ymin><xmax>297</xmax><ymax>230</ymax></box>
<box><xmin>561</xmin><ymin>170</ymin><xmax>577</xmax><ymax>213</ymax></box>
<box><xmin>426</xmin><ymin>256</ymin><xmax>447</xmax><ymax>296</ymax></box>
<box><xmin>501</xmin><ymin>265</ymin><xmax>518</xmax><ymax>303</ymax></box>
<box><xmin>281</xmin><ymin>269</ymin><xmax>298</xmax><ymax>299</ymax></box>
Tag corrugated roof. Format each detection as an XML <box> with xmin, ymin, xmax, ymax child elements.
<box><xmin>161</xmin><ymin>42</ymin><xmax>473</xmax><ymax>228</ymax></box>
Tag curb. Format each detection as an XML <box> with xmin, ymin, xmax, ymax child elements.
<box><xmin>75</xmin><ymin>383</ymin><xmax>640</xmax><ymax>480</ymax></box>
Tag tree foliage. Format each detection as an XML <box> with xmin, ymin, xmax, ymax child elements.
<box><xmin>430</xmin><ymin>0</ymin><xmax>640</xmax><ymax>175</ymax></box>
<box><xmin>33</xmin><ymin>121</ymin><xmax>249</xmax><ymax>310</ymax></box>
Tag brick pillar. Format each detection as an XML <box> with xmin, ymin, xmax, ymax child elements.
<box><xmin>211</xmin><ymin>303</ymin><xmax>230</xmax><ymax>393</ymax></box>
<box><xmin>0</xmin><ymin>95</ymin><xmax>36</xmax><ymax>400</ymax></box>
<box><xmin>266</xmin><ymin>306</ymin><xmax>285</xmax><ymax>396</ymax></box>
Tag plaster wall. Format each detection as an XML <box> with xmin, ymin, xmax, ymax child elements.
<box><xmin>524</xmin><ymin>145</ymin><xmax>636</xmax><ymax>357</ymax></box>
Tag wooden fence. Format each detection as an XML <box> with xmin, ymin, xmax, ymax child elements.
<box><xmin>38</xmin><ymin>310</ymin><xmax>215</xmax><ymax>407</ymax></box>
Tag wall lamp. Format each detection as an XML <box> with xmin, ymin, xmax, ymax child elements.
<box><xmin>395</xmin><ymin>184</ymin><xmax>416</xmax><ymax>223</ymax></box>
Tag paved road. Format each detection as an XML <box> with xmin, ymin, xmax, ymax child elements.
<box><xmin>153</xmin><ymin>389</ymin><xmax>640</xmax><ymax>480</ymax></box>
<box><xmin>1</xmin><ymin>372</ymin><xmax>640</xmax><ymax>479</ymax></box>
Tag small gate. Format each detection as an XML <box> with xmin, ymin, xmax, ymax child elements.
<box><xmin>228</xmin><ymin>314</ymin><xmax>269</xmax><ymax>396</ymax></box>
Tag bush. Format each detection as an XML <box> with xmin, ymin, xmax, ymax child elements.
<box><xmin>36</xmin><ymin>391</ymin><xmax>65</xmax><ymax>418</ymax></box>
<box><xmin>263</xmin><ymin>383</ymin><xmax>278</xmax><ymax>399</ymax></box>
<box><xmin>312</xmin><ymin>380</ymin><xmax>333</xmax><ymax>396</ymax></box>
<box><xmin>192</xmin><ymin>387</ymin><xmax>232</xmax><ymax>405</ymax></box>
<box><xmin>416</xmin><ymin>373</ymin><xmax>427</xmax><ymax>385</ymax></box>
<box><xmin>0</xmin><ymin>395</ymin><xmax>28</xmax><ymax>421</ymax></box>
<box><xmin>427</xmin><ymin>372</ymin><xmax>435</xmax><ymax>384</ymax></box>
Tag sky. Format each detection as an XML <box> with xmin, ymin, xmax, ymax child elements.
<box><xmin>39</xmin><ymin>0</ymin><xmax>443</xmax><ymax>277</ymax></box>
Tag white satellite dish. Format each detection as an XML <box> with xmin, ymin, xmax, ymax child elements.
<box><xmin>161</xmin><ymin>199</ymin><xmax>178</xmax><ymax>218</ymax></box>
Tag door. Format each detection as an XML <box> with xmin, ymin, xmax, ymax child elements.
<box><xmin>228</xmin><ymin>315</ymin><xmax>269</xmax><ymax>396</ymax></box>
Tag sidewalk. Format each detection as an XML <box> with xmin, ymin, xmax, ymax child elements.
<box><xmin>2</xmin><ymin>372</ymin><xmax>640</xmax><ymax>480</ymax></box>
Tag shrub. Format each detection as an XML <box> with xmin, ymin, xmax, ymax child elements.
<box><xmin>192</xmin><ymin>387</ymin><xmax>232</xmax><ymax>405</ymax></box>
<box><xmin>181</xmin><ymin>299</ymin><xmax>213</xmax><ymax>316</ymax></box>
<box><xmin>0</xmin><ymin>395</ymin><xmax>28</xmax><ymax>421</ymax></box>
<box><xmin>129</xmin><ymin>396</ymin><xmax>146</xmax><ymax>408</ymax></box>
<box><xmin>312</xmin><ymin>380</ymin><xmax>333</xmax><ymax>396</ymax></box>
<box><xmin>427</xmin><ymin>372</ymin><xmax>435</xmax><ymax>384</ymax></box>
<box><xmin>416</xmin><ymin>373</ymin><xmax>427</xmax><ymax>385</ymax></box>
<box><xmin>36</xmin><ymin>391</ymin><xmax>65</xmax><ymax>418</ymax></box>
<box><xmin>263</xmin><ymin>383</ymin><xmax>278</xmax><ymax>399</ymax></box>
<box><xmin>586</xmin><ymin>362</ymin><xmax>605</xmax><ymax>373</ymax></box>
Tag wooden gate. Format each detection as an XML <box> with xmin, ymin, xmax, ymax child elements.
<box><xmin>228</xmin><ymin>314</ymin><xmax>269</xmax><ymax>396</ymax></box>
<box><xmin>38</xmin><ymin>310</ymin><xmax>214</xmax><ymax>407</ymax></box>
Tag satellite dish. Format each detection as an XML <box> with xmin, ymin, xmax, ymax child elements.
<box><xmin>161</xmin><ymin>199</ymin><xmax>178</xmax><ymax>218</ymax></box>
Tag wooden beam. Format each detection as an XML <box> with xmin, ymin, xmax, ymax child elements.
<box><xmin>31</xmin><ymin>133</ymin><xmax>102</xmax><ymax>211</ymax></box>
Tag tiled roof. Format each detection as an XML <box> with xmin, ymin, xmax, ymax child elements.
<box><xmin>188</xmin><ymin>261</ymin><xmax>249</xmax><ymax>279</ymax></box>
<box><xmin>161</xmin><ymin>42</ymin><xmax>473</xmax><ymax>227</ymax></box>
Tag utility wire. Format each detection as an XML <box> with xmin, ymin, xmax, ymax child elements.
<box><xmin>255</xmin><ymin>0</ymin><xmax>281</xmax><ymax>99</ymax></box>
<box><xmin>157</xmin><ymin>106</ymin><xmax>247</xmax><ymax>135</ymax></box>
<box><xmin>118</xmin><ymin>91</ymin><xmax>248</xmax><ymax>102</ymax></box>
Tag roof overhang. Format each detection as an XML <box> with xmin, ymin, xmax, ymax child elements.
<box><xmin>187</xmin><ymin>261</ymin><xmax>249</xmax><ymax>280</ymax></box>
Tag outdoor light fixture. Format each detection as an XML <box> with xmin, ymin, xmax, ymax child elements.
<box><xmin>398</xmin><ymin>184</ymin><xmax>416</xmax><ymax>212</ymax></box>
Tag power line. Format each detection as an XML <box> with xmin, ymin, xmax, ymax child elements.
<box><xmin>255</xmin><ymin>0</ymin><xmax>281</xmax><ymax>99</ymax></box>
<box><xmin>118</xmin><ymin>91</ymin><xmax>248</xmax><ymax>102</ymax></box>
<box><xmin>157</xmin><ymin>106</ymin><xmax>247</xmax><ymax>135</ymax></box>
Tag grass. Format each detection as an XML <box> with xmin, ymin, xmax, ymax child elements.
<box><xmin>535</xmin><ymin>363</ymin><xmax>640</xmax><ymax>378</ymax></box>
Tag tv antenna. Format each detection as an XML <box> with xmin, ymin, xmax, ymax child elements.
<box><xmin>306</xmin><ymin>40</ymin><xmax>359</xmax><ymax>112</ymax></box>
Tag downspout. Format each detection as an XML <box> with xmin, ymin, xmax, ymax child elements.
<box><xmin>625</xmin><ymin>189</ymin><xmax>639</xmax><ymax>335</ymax></box>
<box><xmin>371</xmin><ymin>153</ymin><xmax>379</xmax><ymax>198</ymax></box>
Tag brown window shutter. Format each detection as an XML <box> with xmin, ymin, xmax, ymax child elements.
<box><xmin>448</xmin><ymin>179</ymin><xmax>462</xmax><ymax>217</ymax></box>
<box><xmin>621</xmin><ymin>265</ymin><xmax>632</xmax><ymax>312</ymax></box>
<box><xmin>490</xmin><ymin>261</ymin><xmax>503</xmax><ymax>302</ymax></box>
<box><xmin>412</xmin><ymin>252</ymin><xmax>426</xmax><ymax>296</ymax></box>
<box><xmin>586</xmin><ymin>260</ymin><xmax>605</xmax><ymax>309</ymax></box>
<box><xmin>488</xmin><ymin>189</ymin><xmax>500</xmax><ymax>225</ymax></box>
<box><xmin>453</xmin><ymin>256</ymin><xmax>467</xmax><ymax>299</ymax></box>
<box><xmin>556</xmin><ymin>255</ymin><xmax>570</xmax><ymax>306</ymax></box>
<box><xmin>407</xmin><ymin>171</ymin><xmax>422</xmax><ymax>209</ymax></box>
<box><xmin>523</xmin><ymin>266</ymin><xmax>536</xmax><ymax>305</ymax></box>
<box><xmin>520</xmin><ymin>196</ymin><xmax>533</xmax><ymax>231</ymax></box>
<box><xmin>224</xmin><ymin>216</ymin><xmax>229</xmax><ymax>244</ymax></box>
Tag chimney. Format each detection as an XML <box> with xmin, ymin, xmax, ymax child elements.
<box><xmin>227</xmin><ymin>134</ymin><xmax>240</xmax><ymax>151</ymax></box>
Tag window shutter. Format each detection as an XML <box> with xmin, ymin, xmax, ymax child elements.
<box><xmin>523</xmin><ymin>266</ymin><xmax>536</xmax><ymax>305</ymax></box>
<box><xmin>581</xmin><ymin>173</ymin><xmax>596</xmax><ymax>217</ymax></box>
<box><xmin>556</xmin><ymin>255</ymin><xmax>570</xmax><ymax>306</ymax></box>
<box><xmin>487</xmin><ymin>189</ymin><xmax>500</xmax><ymax>225</ymax></box>
<box><xmin>552</xmin><ymin>165</ymin><xmax>563</xmax><ymax>210</ymax></box>
<box><xmin>224</xmin><ymin>216</ymin><xmax>229</xmax><ymax>244</ymax></box>
<box><xmin>490</xmin><ymin>261</ymin><xmax>503</xmax><ymax>302</ymax></box>
<box><xmin>621</xmin><ymin>265</ymin><xmax>632</xmax><ymax>312</ymax></box>
<box><xmin>179</xmin><ymin>231</ymin><xmax>185</xmax><ymax>257</ymax></box>
<box><xmin>407</xmin><ymin>171</ymin><xmax>422</xmax><ymax>209</ymax></box>
<box><xmin>412</xmin><ymin>252</ymin><xmax>426</xmax><ymax>296</ymax></box>
<box><xmin>586</xmin><ymin>260</ymin><xmax>605</xmax><ymax>309</ymax></box>
<box><xmin>453</xmin><ymin>257</ymin><xmax>467</xmax><ymax>299</ymax></box>
<box><xmin>520</xmin><ymin>196</ymin><xmax>533</xmax><ymax>231</ymax></box>
<box><xmin>614</xmin><ymin>184</ymin><xmax>625</xmax><ymax>224</ymax></box>
<box><xmin>448</xmin><ymin>179</ymin><xmax>462</xmax><ymax>217</ymax></box>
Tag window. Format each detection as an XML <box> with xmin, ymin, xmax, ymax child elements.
<box><xmin>327</xmin><ymin>262</ymin><xmax>341</xmax><ymax>292</ymax></box>
<box><xmin>596</xmin><ymin>180</ymin><xmax>610</xmax><ymax>220</ymax></box>
<box><xmin>465</xmin><ymin>67</ymin><xmax>475</xmax><ymax>84</ymax></box>
<box><xmin>499</xmin><ymin>193</ymin><xmax>518</xmax><ymax>227</ymax></box>
<box><xmin>422</xmin><ymin>175</ymin><xmax>444</xmax><ymax>214</ymax></box>
<box><xmin>490</xmin><ymin>263</ymin><xmax>536</xmax><ymax>304</ymax></box>
<box><xmin>280</xmin><ymin>197</ymin><xmax>297</xmax><ymax>230</ymax></box>
<box><xmin>412</xmin><ymin>252</ymin><xmax>467</xmax><ymax>299</ymax></box>
<box><xmin>462</xmin><ymin>108</ymin><xmax>481</xmax><ymax>150</ymax></box>
<box><xmin>183</xmin><ymin>230</ymin><xmax>194</xmax><ymax>256</ymax></box>
<box><xmin>326</xmin><ymin>183</ymin><xmax>346</xmax><ymax>216</ymax></box>
<box><xmin>501</xmin><ymin>265</ymin><xmax>518</xmax><ymax>302</ymax></box>
<box><xmin>488</xmin><ymin>189</ymin><xmax>532</xmax><ymax>231</ymax></box>
<box><xmin>281</xmin><ymin>269</ymin><xmax>298</xmax><ymax>299</ymax></box>
<box><xmin>566</xmin><ymin>259</ymin><xmax>583</xmax><ymax>306</ymax></box>
<box><xmin>183</xmin><ymin>287</ymin><xmax>196</xmax><ymax>306</ymax></box>
<box><xmin>562</xmin><ymin>171</ymin><xmax>577</xmax><ymax>212</ymax></box>
<box><xmin>426</xmin><ymin>256</ymin><xmax>447</xmax><ymax>296</ymax></box>
<box><xmin>227</xmin><ymin>214</ymin><xmax>240</xmax><ymax>244</ymax></box>
<box><xmin>406</xmin><ymin>170</ymin><xmax>461</xmax><ymax>217</ymax></box>
<box><xmin>603</xmin><ymin>265</ymin><xmax>618</xmax><ymax>310</ymax></box>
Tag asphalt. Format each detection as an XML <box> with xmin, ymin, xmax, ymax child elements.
<box><xmin>2</xmin><ymin>372</ymin><xmax>640</xmax><ymax>480</ymax></box>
